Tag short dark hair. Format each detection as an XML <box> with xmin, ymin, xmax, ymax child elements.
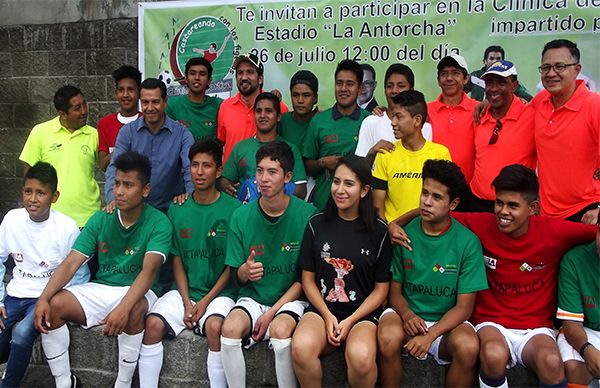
<box><xmin>185</xmin><ymin>57</ymin><xmax>213</xmax><ymax>78</ymax></box>
<box><xmin>492</xmin><ymin>164</ymin><xmax>539</xmax><ymax>203</ymax></box>
<box><xmin>188</xmin><ymin>139</ymin><xmax>223</xmax><ymax>167</ymax></box>
<box><xmin>391</xmin><ymin>90</ymin><xmax>428</xmax><ymax>124</ymax></box>
<box><xmin>54</xmin><ymin>85</ymin><xmax>83</xmax><ymax>113</ymax></box>
<box><xmin>384</xmin><ymin>63</ymin><xmax>415</xmax><ymax>88</ymax></box>
<box><xmin>360</xmin><ymin>64</ymin><xmax>376</xmax><ymax>80</ymax></box>
<box><xmin>140</xmin><ymin>78</ymin><xmax>167</xmax><ymax>100</ymax></box>
<box><xmin>422</xmin><ymin>159</ymin><xmax>466</xmax><ymax>201</ymax></box>
<box><xmin>24</xmin><ymin>162</ymin><xmax>58</xmax><ymax>193</ymax></box>
<box><xmin>112</xmin><ymin>65</ymin><xmax>142</xmax><ymax>88</ymax></box>
<box><xmin>255</xmin><ymin>141</ymin><xmax>294</xmax><ymax>174</ymax></box>
<box><xmin>335</xmin><ymin>60</ymin><xmax>363</xmax><ymax>84</ymax></box>
<box><xmin>325</xmin><ymin>155</ymin><xmax>378</xmax><ymax>238</ymax></box>
<box><xmin>254</xmin><ymin>92</ymin><xmax>280</xmax><ymax>114</ymax></box>
<box><xmin>542</xmin><ymin>39</ymin><xmax>580</xmax><ymax>62</ymax></box>
<box><xmin>114</xmin><ymin>151</ymin><xmax>152</xmax><ymax>186</ymax></box>
<box><xmin>483</xmin><ymin>45</ymin><xmax>505</xmax><ymax>60</ymax></box>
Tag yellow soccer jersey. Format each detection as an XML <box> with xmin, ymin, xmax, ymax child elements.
<box><xmin>373</xmin><ymin>140</ymin><xmax>451</xmax><ymax>222</ymax></box>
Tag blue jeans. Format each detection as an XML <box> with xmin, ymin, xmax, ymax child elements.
<box><xmin>0</xmin><ymin>296</ymin><xmax>39</xmax><ymax>388</ymax></box>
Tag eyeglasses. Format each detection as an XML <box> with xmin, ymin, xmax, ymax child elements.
<box><xmin>538</xmin><ymin>63</ymin><xmax>578</xmax><ymax>74</ymax></box>
<box><xmin>489</xmin><ymin>120</ymin><xmax>502</xmax><ymax>145</ymax></box>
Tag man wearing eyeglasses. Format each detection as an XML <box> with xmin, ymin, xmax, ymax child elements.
<box><xmin>529</xmin><ymin>39</ymin><xmax>600</xmax><ymax>224</ymax></box>
<box><xmin>467</xmin><ymin>61</ymin><xmax>536</xmax><ymax>213</ymax></box>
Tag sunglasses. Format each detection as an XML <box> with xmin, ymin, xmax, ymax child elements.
<box><xmin>489</xmin><ymin>120</ymin><xmax>503</xmax><ymax>145</ymax></box>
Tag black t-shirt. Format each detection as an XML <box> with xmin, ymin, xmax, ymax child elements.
<box><xmin>299</xmin><ymin>213</ymin><xmax>392</xmax><ymax>315</ymax></box>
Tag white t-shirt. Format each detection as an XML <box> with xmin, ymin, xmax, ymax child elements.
<box><xmin>0</xmin><ymin>208</ymin><xmax>89</xmax><ymax>303</ymax></box>
<box><xmin>355</xmin><ymin>114</ymin><xmax>433</xmax><ymax>157</ymax></box>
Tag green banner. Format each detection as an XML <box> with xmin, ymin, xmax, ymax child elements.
<box><xmin>140</xmin><ymin>0</ymin><xmax>600</xmax><ymax>104</ymax></box>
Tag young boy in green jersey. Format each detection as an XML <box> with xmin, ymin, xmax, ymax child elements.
<box><xmin>137</xmin><ymin>139</ymin><xmax>241</xmax><ymax>388</ymax></box>
<box><xmin>166</xmin><ymin>57</ymin><xmax>222</xmax><ymax>141</ymax></box>
<box><xmin>556</xmin><ymin>212</ymin><xmax>600</xmax><ymax>386</ymax></box>
<box><xmin>34</xmin><ymin>151</ymin><xmax>172</xmax><ymax>388</ymax></box>
<box><xmin>221</xmin><ymin>92</ymin><xmax>307</xmax><ymax>202</ymax></box>
<box><xmin>278</xmin><ymin>70</ymin><xmax>319</xmax><ymax>150</ymax></box>
<box><xmin>302</xmin><ymin>59</ymin><xmax>370</xmax><ymax>210</ymax></box>
<box><xmin>372</xmin><ymin>91</ymin><xmax>451</xmax><ymax>223</ymax></box>
<box><xmin>220</xmin><ymin>141</ymin><xmax>316</xmax><ymax>387</ymax></box>
<box><xmin>377</xmin><ymin>159</ymin><xmax>487</xmax><ymax>387</ymax></box>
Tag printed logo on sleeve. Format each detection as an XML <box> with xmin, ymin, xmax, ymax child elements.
<box><xmin>484</xmin><ymin>255</ymin><xmax>497</xmax><ymax>270</ymax></box>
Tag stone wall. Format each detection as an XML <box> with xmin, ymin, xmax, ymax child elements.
<box><xmin>0</xmin><ymin>17</ymin><xmax>138</xmax><ymax>219</ymax></box>
<box><xmin>15</xmin><ymin>325</ymin><xmax>538</xmax><ymax>387</ymax></box>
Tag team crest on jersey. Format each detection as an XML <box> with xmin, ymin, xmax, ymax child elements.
<box><xmin>281</xmin><ymin>241</ymin><xmax>300</xmax><ymax>252</ymax></box>
<box><xmin>519</xmin><ymin>262</ymin><xmax>533</xmax><ymax>272</ymax></box>
<box><xmin>39</xmin><ymin>260</ymin><xmax>48</xmax><ymax>268</ymax></box>
<box><xmin>484</xmin><ymin>255</ymin><xmax>497</xmax><ymax>270</ymax></box>
<box><xmin>180</xmin><ymin>228</ymin><xmax>193</xmax><ymax>238</ymax></box>
<box><xmin>239</xmin><ymin>158</ymin><xmax>248</xmax><ymax>169</ymax></box>
<box><xmin>250</xmin><ymin>245</ymin><xmax>265</xmax><ymax>256</ymax></box>
<box><xmin>97</xmin><ymin>242</ymin><xmax>109</xmax><ymax>253</ymax></box>
<box><xmin>403</xmin><ymin>258</ymin><xmax>414</xmax><ymax>270</ymax></box>
<box><xmin>325</xmin><ymin>134</ymin><xmax>339</xmax><ymax>143</ymax></box>
<box><xmin>12</xmin><ymin>252</ymin><xmax>24</xmax><ymax>263</ymax></box>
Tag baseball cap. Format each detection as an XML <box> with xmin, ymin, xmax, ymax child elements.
<box><xmin>482</xmin><ymin>60</ymin><xmax>518</xmax><ymax>78</ymax></box>
<box><xmin>234</xmin><ymin>53</ymin><xmax>264</xmax><ymax>75</ymax></box>
<box><xmin>290</xmin><ymin>70</ymin><xmax>318</xmax><ymax>94</ymax></box>
<box><xmin>437</xmin><ymin>54</ymin><xmax>469</xmax><ymax>73</ymax></box>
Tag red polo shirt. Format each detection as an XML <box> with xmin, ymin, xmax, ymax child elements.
<box><xmin>530</xmin><ymin>80</ymin><xmax>600</xmax><ymax>218</ymax></box>
<box><xmin>428</xmin><ymin>92</ymin><xmax>479</xmax><ymax>183</ymax></box>
<box><xmin>471</xmin><ymin>97</ymin><xmax>536</xmax><ymax>200</ymax></box>
<box><xmin>217</xmin><ymin>92</ymin><xmax>288</xmax><ymax>163</ymax></box>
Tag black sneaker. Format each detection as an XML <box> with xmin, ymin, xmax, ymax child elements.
<box><xmin>70</xmin><ymin>373</ymin><xmax>82</xmax><ymax>388</ymax></box>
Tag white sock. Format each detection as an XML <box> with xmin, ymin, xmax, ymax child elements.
<box><xmin>270</xmin><ymin>338</ymin><xmax>296</xmax><ymax>388</ymax></box>
<box><xmin>479</xmin><ymin>374</ymin><xmax>508</xmax><ymax>388</ymax></box>
<box><xmin>220</xmin><ymin>336</ymin><xmax>246</xmax><ymax>388</ymax></box>
<box><xmin>114</xmin><ymin>331</ymin><xmax>144</xmax><ymax>388</ymax></box>
<box><xmin>41</xmin><ymin>325</ymin><xmax>72</xmax><ymax>388</ymax></box>
<box><xmin>138</xmin><ymin>342</ymin><xmax>163</xmax><ymax>388</ymax></box>
<box><xmin>207</xmin><ymin>350</ymin><xmax>227</xmax><ymax>388</ymax></box>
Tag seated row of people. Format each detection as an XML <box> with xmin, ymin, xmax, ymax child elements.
<box><xmin>1</xmin><ymin>139</ymin><xmax>597</xmax><ymax>387</ymax></box>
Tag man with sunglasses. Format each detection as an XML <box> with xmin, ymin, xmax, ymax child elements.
<box><xmin>467</xmin><ymin>61</ymin><xmax>536</xmax><ymax>213</ymax></box>
<box><xmin>529</xmin><ymin>39</ymin><xmax>600</xmax><ymax>224</ymax></box>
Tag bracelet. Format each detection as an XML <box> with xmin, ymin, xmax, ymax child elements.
<box><xmin>318</xmin><ymin>158</ymin><xmax>324</xmax><ymax>168</ymax></box>
<box><xmin>579</xmin><ymin>342</ymin><xmax>594</xmax><ymax>358</ymax></box>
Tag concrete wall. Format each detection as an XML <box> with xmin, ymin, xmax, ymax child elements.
<box><xmin>0</xmin><ymin>17</ymin><xmax>138</xmax><ymax>219</ymax></box>
<box><xmin>15</xmin><ymin>325</ymin><xmax>538</xmax><ymax>387</ymax></box>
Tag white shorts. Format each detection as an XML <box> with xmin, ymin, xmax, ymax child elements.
<box><xmin>148</xmin><ymin>290</ymin><xmax>235</xmax><ymax>338</ymax></box>
<box><xmin>66</xmin><ymin>282</ymin><xmax>157</xmax><ymax>329</ymax></box>
<box><xmin>233</xmin><ymin>297</ymin><xmax>308</xmax><ymax>348</ymax></box>
<box><xmin>475</xmin><ymin>321</ymin><xmax>556</xmax><ymax>368</ymax></box>
<box><xmin>557</xmin><ymin>326</ymin><xmax>600</xmax><ymax>363</ymax></box>
<box><xmin>380</xmin><ymin>307</ymin><xmax>475</xmax><ymax>366</ymax></box>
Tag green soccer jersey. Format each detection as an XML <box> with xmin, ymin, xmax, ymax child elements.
<box><xmin>72</xmin><ymin>205</ymin><xmax>172</xmax><ymax>287</ymax></box>
<box><xmin>557</xmin><ymin>241</ymin><xmax>600</xmax><ymax>331</ymax></box>
<box><xmin>168</xmin><ymin>193</ymin><xmax>241</xmax><ymax>301</ymax></box>
<box><xmin>391</xmin><ymin>216</ymin><xmax>488</xmax><ymax>322</ymax></box>
<box><xmin>222</xmin><ymin>136</ymin><xmax>307</xmax><ymax>184</ymax></box>
<box><xmin>278</xmin><ymin>112</ymin><xmax>312</xmax><ymax>150</ymax></box>
<box><xmin>302</xmin><ymin>106</ymin><xmax>369</xmax><ymax>210</ymax></box>
<box><xmin>166</xmin><ymin>95</ymin><xmax>222</xmax><ymax>141</ymax></box>
<box><xmin>225</xmin><ymin>196</ymin><xmax>317</xmax><ymax>306</ymax></box>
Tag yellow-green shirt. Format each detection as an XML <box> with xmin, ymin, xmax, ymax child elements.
<box><xmin>19</xmin><ymin>116</ymin><xmax>100</xmax><ymax>227</ymax></box>
<box><xmin>372</xmin><ymin>140</ymin><xmax>451</xmax><ymax>222</ymax></box>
